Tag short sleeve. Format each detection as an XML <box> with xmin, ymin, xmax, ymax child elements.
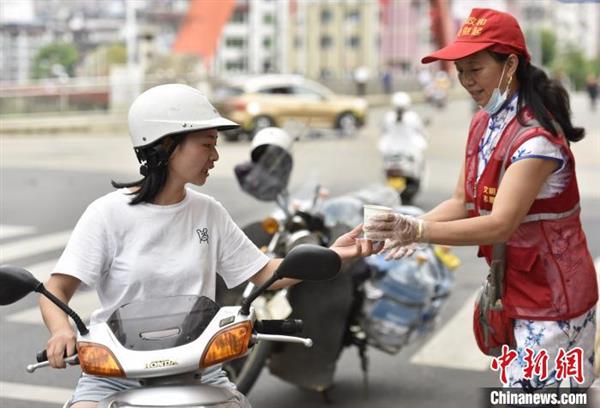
<box><xmin>52</xmin><ymin>203</ymin><xmax>113</xmax><ymax>287</ymax></box>
<box><xmin>510</xmin><ymin>136</ymin><xmax>572</xmax><ymax>198</ymax></box>
<box><xmin>511</xmin><ymin>136</ymin><xmax>566</xmax><ymax>172</ymax></box>
<box><xmin>213</xmin><ymin>201</ymin><xmax>269</xmax><ymax>289</ymax></box>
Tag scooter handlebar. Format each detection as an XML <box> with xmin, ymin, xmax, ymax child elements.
<box><xmin>36</xmin><ymin>349</ymin><xmax>73</xmax><ymax>363</ymax></box>
<box><xmin>27</xmin><ymin>351</ymin><xmax>79</xmax><ymax>373</ymax></box>
<box><xmin>254</xmin><ymin>319</ymin><xmax>304</xmax><ymax>335</ymax></box>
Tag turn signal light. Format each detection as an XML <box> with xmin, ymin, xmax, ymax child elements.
<box><xmin>261</xmin><ymin>217</ymin><xmax>280</xmax><ymax>235</ymax></box>
<box><xmin>201</xmin><ymin>321</ymin><xmax>252</xmax><ymax>368</ymax></box>
<box><xmin>77</xmin><ymin>342</ymin><xmax>125</xmax><ymax>377</ymax></box>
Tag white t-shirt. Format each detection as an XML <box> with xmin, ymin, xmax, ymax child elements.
<box><xmin>53</xmin><ymin>187</ymin><xmax>269</xmax><ymax>325</ymax></box>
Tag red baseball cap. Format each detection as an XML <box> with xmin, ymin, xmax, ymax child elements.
<box><xmin>422</xmin><ymin>8</ymin><xmax>531</xmax><ymax>64</ymax></box>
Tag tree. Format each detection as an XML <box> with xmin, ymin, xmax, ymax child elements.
<box><xmin>554</xmin><ymin>46</ymin><xmax>589</xmax><ymax>91</ymax></box>
<box><xmin>540</xmin><ymin>29</ymin><xmax>556</xmax><ymax>67</ymax></box>
<box><xmin>32</xmin><ymin>42</ymin><xmax>79</xmax><ymax>79</ymax></box>
<box><xmin>79</xmin><ymin>43</ymin><xmax>127</xmax><ymax>77</ymax></box>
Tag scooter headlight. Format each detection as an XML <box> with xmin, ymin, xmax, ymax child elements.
<box><xmin>200</xmin><ymin>321</ymin><xmax>252</xmax><ymax>368</ymax></box>
<box><xmin>77</xmin><ymin>341</ymin><xmax>125</xmax><ymax>377</ymax></box>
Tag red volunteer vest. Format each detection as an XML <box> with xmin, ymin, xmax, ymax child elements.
<box><xmin>464</xmin><ymin>108</ymin><xmax>597</xmax><ymax>320</ymax></box>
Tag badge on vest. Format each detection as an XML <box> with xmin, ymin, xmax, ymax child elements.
<box><xmin>483</xmin><ymin>186</ymin><xmax>497</xmax><ymax>204</ymax></box>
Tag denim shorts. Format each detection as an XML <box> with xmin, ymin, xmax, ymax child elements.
<box><xmin>69</xmin><ymin>367</ymin><xmax>250</xmax><ymax>407</ymax></box>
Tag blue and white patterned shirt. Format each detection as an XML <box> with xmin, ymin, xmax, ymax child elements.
<box><xmin>477</xmin><ymin>93</ymin><xmax>570</xmax><ymax>198</ymax></box>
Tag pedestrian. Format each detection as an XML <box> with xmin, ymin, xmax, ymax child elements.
<box><xmin>365</xmin><ymin>8</ymin><xmax>598</xmax><ymax>392</ymax></box>
<box><xmin>39</xmin><ymin>84</ymin><xmax>382</xmax><ymax>408</ymax></box>
<box><xmin>354</xmin><ymin>65</ymin><xmax>370</xmax><ymax>96</ymax></box>
<box><xmin>585</xmin><ymin>73</ymin><xmax>598</xmax><ymax>111</ymax></box>
<box><xmin>382</xmin><ymin>66</ymin><xmax>393</xmax><ymax>94</ymax></box>
<box><xmin>382</xmin><ymin>91</ymin><xmax>425</xmax><ymax>137</ymax></box>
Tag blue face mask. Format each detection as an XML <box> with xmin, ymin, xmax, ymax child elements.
<box><xmin>482</xmin><ymin>62</ymin><xmax>510</xmax><ymax>115</ymax></box>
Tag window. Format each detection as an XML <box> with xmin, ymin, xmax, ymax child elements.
<box><xmin>320</xmin><ymin>68</ymin><xmax>332</xmax><ymax>79</ymax></box>
<box><xmin>230</xmin><ymin>9</ymin><xmax>246</xmax><ymax>23</ymax></box>
<box><xmin>294</xmin><ymin>36</ymin><xmax>303</xmax><ymax>48</ymax></box>
<box><xmin>292</xmin><ymin>86</ymin><xmax>324</xmax><ymax>101</ymax></box>
<box><xmin>321</xmin><ymin>9</ymin><xmax>332</xmax><ymax>23</ymax></box>
<box><xmin>347</xmin><ymin>36</ymin><xmax>360</xmax><ymax>48</ymax></box>
<box><xmin>225</xmin><ymin>37</ymin><xmax>245</xmax><ymax>48</ymax></box>
<box><xmin>225</xmin><ymin>60</ymin><xmax>246</xmax><ymax>71</ymax></box>
<box><xmin>320</xmin><ymin>35</ymin><xmax>333</xmax><ymax>48</ymax></box>
<box><xmin>345</xmin><ymin>10</ymin><xmax>360</xmax><ymax>22</ymax></box>
<box><xmin>263</xmin><ymin>13</ymin><xmax>274</xmax><ymax>24</ymax></box>
<box><xmin>258</xmin><ymin>86</ymin><xmax>292</xmax><ymax>95</ymax></box>
<box><xmin>263</xmin><ymin>37</ymin><xmax>272</xmax><ymax>49</ymax></box>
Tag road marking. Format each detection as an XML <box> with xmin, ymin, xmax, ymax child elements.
<box><xmin>0</xmin><ymin>225</ymin><xmax>36</xmax><ymax>240</ymax></box>
<box><xmin>0</xmin><ymin>230</ymin><xmax>72</xmax><ymax>263</ymax></box>
<box><xmin>6</xmin><ymin>290</ymin><xmax>99</xmax><ymax>324</ymax></box>
<box><xmin>0</xmin><ymin>380</ymin><xmax>72</xmax><ymax>404</ymax></box>
<box><xmin>24</xmin><ymin>258</ymin><xmax>59</xmax><ymax>284</ymax></box>
<box><xmin>410</xmin><ymin>290</ymin><xmax>492</xmax><ymax>371</ymax></box>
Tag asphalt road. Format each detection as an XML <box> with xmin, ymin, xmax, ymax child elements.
<box><xmin>1</xmin><ymin>94</ymin><xmax>598</xmax><ymax>408</ymax></box>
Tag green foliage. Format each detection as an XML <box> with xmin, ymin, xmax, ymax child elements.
<box><xmin>553</xmin><ymin>45</ymin><xmax>599</xmax><ymax>91</ymax></box>
<box><xmin>32</xmin><ymin>42</ymin><xmax>79</xmax><ymax>79</ymax></box>
<box><xmin>540</xmin><ymin>29</ymin><xmax>556</xmax><ymax>67</ymax></box>
<box><xmin>589</xmin><ymin>57</ymin><xmax>600</xmax><ymax>76</ymax></box>
<box><xmin>79</xmin><ymin>43</ymin><xmax>127</xmax><ymax>76</ymax></box>
<box><xmin>105</xmin><ymin>43</ymin><xmax>127</xmax><ymax>65</ymax></box>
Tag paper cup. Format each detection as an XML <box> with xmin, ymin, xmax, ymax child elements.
<box><xmin>363</xmin><ymin>204</ymin><xmax>393</xmax><ymax>239</ymax></box>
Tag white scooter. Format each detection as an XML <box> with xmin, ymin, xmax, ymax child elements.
<box><xmin>0</xmin><ymin>244</ymin><xmax>340</xmax><ymax>408</ymax></box>
<box><xmin>379</xmin><ymin>117</ymin><xmax>427</xmax><ymax>205</ymax></box>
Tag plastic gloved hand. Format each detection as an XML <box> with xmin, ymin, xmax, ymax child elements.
<box><xmin>363</xmin><ymin>213</ymin><xmax>425</xmax><ymax>247</ymax></box>
<box><xmin>383</xmin><ymin>241</ymin><xmax>419</xmax><ymax>261</ymax></box>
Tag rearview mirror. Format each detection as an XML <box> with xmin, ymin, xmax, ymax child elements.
<box><xmin>0</xmin><ymin>265</ymin><xmax>42</xmax><ymax>305</ymax></box>
<box><xmin>275</xmin><ymin>244</ymin><xmax>341</xmax><ymax>281</ymax></box>
<box><xmin>239</xmin><ymin>244</ymin><xmax>342</xmax><ymax>315</ymax></box>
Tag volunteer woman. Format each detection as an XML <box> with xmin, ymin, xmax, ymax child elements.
<box><xmin>366</xmin><ymin>8</ymin><xmax>597</xmax><ymax>390</ymax></box>
<box><xmin>40</xmin><ymin>84</ymin><xmax>380</xmax><ymax>408</ymax></box>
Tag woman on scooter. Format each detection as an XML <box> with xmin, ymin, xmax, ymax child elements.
<box><xmin>365</xmin><ymin>8</ymin><xmax>597</xmax><ymax>391</ymax></box>
<box><xmin>39</xmin><ymin>84</ymin><xmax>381</xmax><ymax>408</ymax></box>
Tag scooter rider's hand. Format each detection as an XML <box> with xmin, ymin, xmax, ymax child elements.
<box><xmin>330</xmin><ymin>224</ymin><xmax>384</xmax><ymax>260</ymax></box>
<box><xmin>364</xmin><ymin>213</ymin><xmax>427</xmax><ymax>247</ymax></box>
<box><xmin>46</xmin><ymin>328</ymin><xmax>77</xmax><ymax>369</ymax></box>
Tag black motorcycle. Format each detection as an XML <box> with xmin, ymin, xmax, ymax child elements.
<box><xmin>218</xmin><ymin>141</ymin><xmax>460</xmax><ymax>396</ymax></box>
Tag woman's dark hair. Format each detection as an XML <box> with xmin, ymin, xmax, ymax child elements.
<box><xmin>111</xmin><ymin>134</ymin><xmax>184</xmax><ymax>205</ymax></box>
<box><xmin>491</xmin><ymin>52</ymin><xmax>585</xmax><ymax>143</ymax></box>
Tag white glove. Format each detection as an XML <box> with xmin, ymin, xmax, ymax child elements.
<box><xmin>383</xmin><ymin>241</ymin><xmax>419</xmax><ymax>261</ymax></box>
<box><xmin>364</xmin><ymin>213</ymin><xmax>426</xmax><ymax>246</ymax></box>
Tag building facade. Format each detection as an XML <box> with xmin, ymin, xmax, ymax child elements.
<box><xmin>287</xmin><ymin>0</ymin><xmax>380</xmax><ymax>81</ymax></box>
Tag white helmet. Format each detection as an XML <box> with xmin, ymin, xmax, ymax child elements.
<box><xmin>391</xmin><ymin>92</ymin><xmax>411</xmax><ymax>109</ymax></box>
<box><xmin>251</xmin><ymin>127</ymin><xmax>293</xmax><ymax>161</ymax></box>
<box><xmin>128</xmin><ymin>84</ymin><xmax>239</xmax><ymax>148</ymax></box>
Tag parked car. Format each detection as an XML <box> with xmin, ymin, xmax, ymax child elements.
<box><xmin>213</xmin><ymin>75</ymin><xmax>368</xmax><ymax>141</ymax></box>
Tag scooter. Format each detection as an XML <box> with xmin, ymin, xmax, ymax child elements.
<box><xmin>0</xmin><ymin>244</ymin><xmax>341</xmax><ymax>408</ymax></box>
<box><xmin>378</xmin><ymin>120</ymin><xmax>428</xmax><ymax>205</ymax></box>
